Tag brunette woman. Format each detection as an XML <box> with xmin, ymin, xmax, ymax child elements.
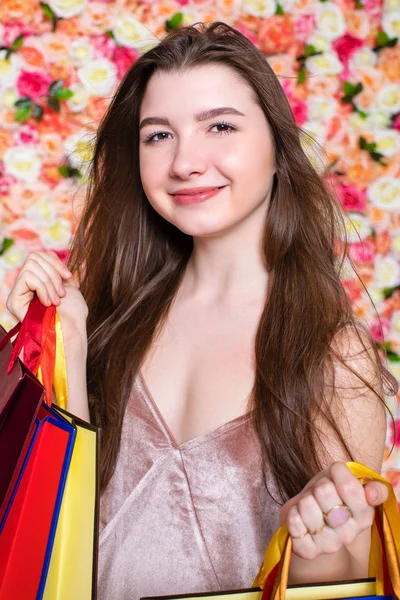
<box><xmin>6</xmin><ymin>21</ymin><xmax>398</xmax><ymax>600</ymax></box>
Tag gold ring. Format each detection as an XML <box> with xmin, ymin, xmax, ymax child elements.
<box><xmin>291</xmin><ymin>530</ymin><xmax>309</xmax><ymax>540</ymax></box>
<box><xmin>308</xmin><ymin>523</ymin><xmax>325</xmax><ymax>536</ymax></box>
<box><xmin>323</xmin><ymin>503</ymin><xmax>353</xmax><ymax>529</ymax></box>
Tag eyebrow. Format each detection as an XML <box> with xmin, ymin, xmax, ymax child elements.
<box><xmin>139</xmin><ymin>107</ymin><xmax>246</xmax><ymax>130</ymax></box>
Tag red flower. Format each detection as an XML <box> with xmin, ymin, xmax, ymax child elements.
<box><xmin>16</xmin><ymin>70</ymin><xmax>52</xmax><ymax>100</ymax></box>
<box><xmin>290</xmin><ymin>99</ymin><xmax>308</xmax><ymax>126</ymax></box>
<box><xmin>113</xmin><ymin>46</ymin><xmax>140</xmax><ymax>79</ymax></box>
<box><xmin>332</xmin><ymin>34</ymin><xmax>364</xmax><ymax>69</ymax></box>
<box><xmin>392</xmin><ymin>114</ymin><xmax>400</xmax><ymax>132</ymax></box>
<box><xmin>338</xmin><ymin>184</ymin><xmax>367</xmax><ymax>213</ymax></box>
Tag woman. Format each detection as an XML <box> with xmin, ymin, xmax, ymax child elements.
<box><xmin>6</xmin><ymin>21</ymin><xmax>398</xmax><ymax>600</ymax></box>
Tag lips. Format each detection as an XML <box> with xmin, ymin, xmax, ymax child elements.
<box><xmin>171</xmin><ymin>186</ymin><xmax>226</xmax><ymax>205</ymax></box>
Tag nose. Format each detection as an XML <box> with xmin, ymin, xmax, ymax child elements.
<box><xmin>169</xmin><ymin>136</ymin><xmax>208</xmax><ymax>180</ymax></box>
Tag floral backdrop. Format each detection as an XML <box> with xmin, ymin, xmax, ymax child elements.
<box><xmin>0</xmin><ymin>0</ymin><xmax>400</xmax><ymax>494</ymax></box>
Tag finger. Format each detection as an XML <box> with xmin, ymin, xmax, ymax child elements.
<box><xmin>27</xmin><ymin>253</ymin><xmax>67</xmax><ymax>297</ymax></box>
<box><xmin>287</xmin><ymin>503</ymin><xmax>319</xmax><ymax>560</ymax></box>
<box><xmin>364</xmin><ymin>481</ymin><xmax>389</xmax><ymax>506</ymax></box>
<box><xmin>14</xmin><ymin>271</ymin><xmax>53</xmax><ymax>312</ymax></box>
<box><xmin>31</xmin><ymin>251</ymin><xmax>72</xmax><ymax>282</ymax></box>
<box><xmin>17</xmin><ymin>258</ymin><xmax>61</xmax><ymax>305</ymax></box>
<box><xmin>329</xmin><ymin>462</ymin><xmax>373</xmax><ymax>529</ymax></box>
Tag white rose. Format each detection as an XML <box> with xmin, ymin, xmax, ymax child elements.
<box><xmin>306</xmin><ymin>51</ymin><xmax>343</xmax><ymax>76</ymax></box>
<box><xmin>0</xmin><ymin>244</ymin><xmax>27</xmax><ymax>271</ymax></box>
<box><xmin>307</xmin><ymin>96</ymin><xmax>337</xmax><ymax>121</ymax></box>
<box><xmin>25</xmin><ymin>198</ymin><xmax>57</xmax><ymax>228</ymax></box>
<box><xmin>242</xmin><ymin>0</ymin><xmax>276</xmax><ymax>17</ymax></box>
<box><xmin>315</xmin><ymin>3</ymin><xmax>346</xmax><ymax>40</ymax></box>
<box><xmin>349</xmin><ymin>48</ymin><xmax>377</xmax><ymax>71</ymax></box>
<box><xmin>77</xmin><ymin>58</ymin><xmax>117</xmax><ymax>97</ymax></box>
<box><xmin>362</xmin><ymin>284</ymin><xmax>384</xmax><ymax>305</ymax></box>
<box><xmin>40</xmin><ymin>219</ymin><xmax>72</xmax><ymax>249</ymax></box>
<box><xmin>3</xmin><ymin>146</ymin><xmax>41</xmax><ymax>183</ymax></box>
<box><xmin>383</xmin><ymin>0</ymin><xmax>400</xmax><ymax>12</ymax></box>
<box><xmin>48</xmin><ymin>0</ymin><xmax>87</xmax><ymax>18</ymax></box>
<box><xmin>367</xmin><ymin>176</ymin><xmax>400</xmax><ymax>211</ymax></box>
<box><xmin>374</xmin><ymin>254</ymin><xmax>400</xmax><ymax>288</ymax></box>
<box><xmin>113</xmin><ymin>14</ymin><xmax>159</xmax><ymax>50</ymax></box>
<box><xmin>0</xmin><ymin>50</ymin><xmax>22</xmax><ymax>87</ymax></box>
<box><xmin>63</xmin><ymin>130</ymin><xmax>96</xmax><ymax>172</ymax></box>
<box><xmin>391</xmin><ymin>230</ymin><xmax>400</xmax><ymax>256</ymax></box>
<box><xmin>0</xmin><ymin>88</ymin><xmax>17</xmax><ymax>109</ymax></box>
<box><xmin>66</xmin><ymin>84</ymin><xmax>88</xmax><ymax>113</ymax></box>
<box><xmin>348</xmin><ymin>112</ymin><xmax>367</xmax><ymax>132</ymax></box>
<box><xmin>69</xmin><ymin>37</ymin><xmax>93</xmax><ymax>66</ymax></box>
<box><xmin>306</xmin><ymin>33</ymin><xmax>331</xmax><ymax>53</ymax></box>
<box><xmin>382</xmin><ymin>12</ymin><xmax>400</xmax><ymax>38</ymax></box>
<box><xmin>376</xmin><ymin>83</ymin><xmax>400</xmax><ymax>114</ymax></box>
<box><xmin>374</xmin><ymin>129</ymin><xmax>400</xmax><ymax>157</ymax></box>
<box><xmin>344</xmin><ymin>212</ymin><xmax>371</xmax><ymax>243</ymax></box>
<box><xmin>361</xmin><ymin>110</ymin><xmax>390</xmax><ymax>132</ymax></box>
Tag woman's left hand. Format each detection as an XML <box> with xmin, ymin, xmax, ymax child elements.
<box><xmin>280</xmin><ymin>462</ymin><xmax>389</xmax><ymax>560</ymax></box>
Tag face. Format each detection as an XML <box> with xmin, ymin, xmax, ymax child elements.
<box><xmin>139</xmin><ymin>64</ymin><xmax>276</xmax><ymax>238</ymax></box>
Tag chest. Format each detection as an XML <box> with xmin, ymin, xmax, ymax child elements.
<box><xmin>140</xmin><ymin>299</ymin><xmax>263</xmax><ymax>445</ymax></box>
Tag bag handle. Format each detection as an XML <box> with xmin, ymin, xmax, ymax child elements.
<box><xmin>253</xmin><ymin>462</ymin><xmax>400</xmax><ymax>600</ymax></box>
<box><xmin>1</xmin><ymin>295</ymin><xmax>68</xmax><ymax>409</ymax></box>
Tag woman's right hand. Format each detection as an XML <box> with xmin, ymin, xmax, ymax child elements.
<box><xmin>6</xmin><ymin>250</ymin><xmax>88</xmax><ymax>345</ymax></box>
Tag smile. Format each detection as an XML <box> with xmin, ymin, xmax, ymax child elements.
<box><xmin>171</xmin><ymin>186</ymin><xmax>226</xmax><ymax>205</ymax></box>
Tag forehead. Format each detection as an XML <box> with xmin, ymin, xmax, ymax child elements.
<box><xmin>140</xmin><ymin>64</ymin><xmax>258</xmax><ymax>117</ymax></box>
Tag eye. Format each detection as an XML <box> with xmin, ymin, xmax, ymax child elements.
<box><xmin>209</xmin><ymin>121</ymin><xmax>238</xmax><ymax>135</ymax></box>
<box><xmin>143</xmin><ymin>131</ymin><xmax>173</xmax><ymax>144</ymax></box>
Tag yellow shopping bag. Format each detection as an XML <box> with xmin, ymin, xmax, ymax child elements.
<box><xmin>40</xmin><ymin>314</ymin><xmax>100</xmax><ymax>600</ymax></box>
<box><xmin>142</xmin><ymin>463</ymin><xmax>400</xmax><ymax>600</ymax></box>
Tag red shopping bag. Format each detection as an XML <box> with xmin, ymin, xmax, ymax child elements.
<box><xmin>0</xmin><ymin>297</ymin><xmax>76</xmax><ymax>600</ymax></box>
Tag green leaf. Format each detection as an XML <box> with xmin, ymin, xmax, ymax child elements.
<box><xmin>40</xmin><ymin>1</ymin><xmax>55</xmax><ymax>18</ymax></box>
<box><xmin>275</xmin><ymin>3</ymin><xmax>284</xmax><ymax>14</ymax></box>
<box><xmin>377</xmin><ymin>30</ymin><xmax>389</xmax><ymax>46</ymax></box>
<box><xmin>58</xmin><ymin>165</ymin><xmax>81</xmax><ymax>178</ymax></box>
<box><xmin>166</xmin><ymin>12</ymin><xmax>183</xmax><ymax>31</ymax></box>
<box><xmin>383</xmin><ymin>286</ymin><xmax>395</xmax><ymax>298</ymax></box>
<box><xmin>387</xmin><ymin>351</ymin><xmax>400</xmax><ymax>362</ymax></box>
<box><xmin>15</xmin><ymin>105</ymin><xmax>31</xmax><ymax>122</ymax></box>
<box><xmin>304</xmin><ymin>44</ymin><xmax>318</xmax><ymax>57</ymax></box>
<box><xmin>32</xmin><ymin>103</ymin><xmax>44</xmax><ymax>121</ymax></box>
<box><xmin>388</xmin><ymin>37</ymin><xmax>399</xmax><ymax>47</ymax></box>
<box><xmin>55</xmin><ymin>87</ymin><xmax>73</xmax><ymax>100</ymax></box>
<box><xmin>49</xmin><ymin>79</ymin><xmax>63</xmax><ymax>93</ymax></box>
<box><xmin>105</xmin><ymin>29</ymin><xmax>115</xmax><ymax>39</ymax></box>
<box><xmin>297</xmin><ymin>66</ymin><xmax>307</xmax><ymax>84</ymax></box>
<box><xmin>11</xmin><ymin>34</ymin><xmax>24</xmax><ymax>51</ymax></box>
<box><xmin>48</xmin><ymin>95</ymin><xmax>60</xmax><ymax>112</ymax></box>
<box><xmin>355</xmin><ymin>0</ymin><xmax>364</xmax><ymax>7</ymax></box>
<box><xmin>354</xmin><ymin>106</ymin><xmax>368</xmax><ymax>118</ymax></box>
<box><xmin>0</xmin><ymin>238</ymin><xmax>14</xmax><ymax>255</ymax></box>
<box><xmin>14</xmin><ymin>96</ymin><xmax>32</xmax><ymax>108</ymax></box>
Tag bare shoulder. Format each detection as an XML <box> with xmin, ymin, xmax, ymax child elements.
<box><xmin>315</xmin><ymin>323</ymin><xmax>388</xmax><ymax>472</ymax></box>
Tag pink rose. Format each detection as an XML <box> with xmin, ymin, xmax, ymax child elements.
<box><xmin>294</xmin><ymin>14</ymin><xmax>316</xmax><ymax>43</ymax></box>
<box><xmin>2</xmin><ymin>21</ymin><xmax>32</xmax><ymax>48</ymax></box>
<box><xmin>290</xmin><ymin>99</ymin><xmax>308</xmax><ymax>126</ymax></box>
<box><xmin>369</xmin><ymin>317</ymin><xmax>390</xmax><ymax>343</ymax></box>
<box><xmin>333</xmin><ymin>34</ymin><xmax>364</xmax><ymax>69</ymax></box>
<box><xmin>113</xmin><ymin>46</ymin><xmax>140</xmax><ymax>79</ymax></box>
<box><xmin>342</xmin><ymin>278</ymin><xmax>362</xmax><ymax>303</ymax></box>
<box><xmin>234</xmin><ymin>24</ymin><xmax>259</xmax><ymax>47</ymax></box>
<box><xmin>338</xmin><ymin>184</ymin><xmax>367</xmax><ymax>212</ymax></box>
<box><xmin>91</xmin><ymin>34</ymin><xmax>116</xmax><ymax>60</ymax></box>
<box><xmin>17</xmin><ymin>70</ymin><xmax>52</xmax><ymax>100</ymax></box>
<box><xmin>0</xmin><ymin>173</ymin><xmax>16</xmax><ymax>196</ymax></box>
<box><xmin>392</xmin><ymin>114</ymin><xmax>400</xmax><ymax>132</ymax></box>
<box><xmin>389</xmin><ymin>420</ymin><xmax>400</xmax><ymax>448</ymax></box>
<box><xmin>348</xmin><ymin>239</ymin><xmax>376</xmax><ymax>263</ymax></box>
<box><xmin>363</xmin><ymin>0</ymin><xmax>383</xmax><ymax>18</ymax></box>
<box><xmin>14</xmin><ymin>124</ymin><xmax>40</xmax><ymax>146</ymax></box>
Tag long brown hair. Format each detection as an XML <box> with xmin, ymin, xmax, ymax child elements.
<box><xmin>69</xmin><ymin>21</ymin><xmax>398</xmax><ymax>501</ymax></box>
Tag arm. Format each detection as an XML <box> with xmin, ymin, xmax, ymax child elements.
<box><xmin>282</xmin><ymin>326</ymin><xmax>389</xmax><ymax>585</ymax></box>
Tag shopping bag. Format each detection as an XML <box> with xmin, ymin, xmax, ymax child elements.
<box><xmin>0</xmin><ymin>297</ymin><xmax>76</xmax><ymax>599</ymax></box>
<box><xmin>39</xmin><ymin>304</ymin><xmax>100</xmax><ymax>600</ymax></box>
<box><xmin>142</xmin><ymin>463</ymin><xmax>400</xmax><ymax>600</ymax></box>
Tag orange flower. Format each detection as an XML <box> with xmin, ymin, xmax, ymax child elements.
<box><xmin>0</xmin><ymin>0</ymin><xmax>36</xmax><ymax>20</ymax></box>
<box><xmin>19</xmin><ymin>47</ymin><xmax>46</xmax><ymax>69</ymax></box>
<box><xmin>378</xmin><ymin>47</ymin><xmax>400</xmax><ymax>83</ymax></box>
<box><xmin>374</xmin><ymin>230</ymin><xmax>391</xmax><ymax>255</ymax></box>
<box><xmin>258</xmin><ymin>16</ymin><xmax>296</xmax><ymax>55</ymax></box>
<box><xmin>345</xmin><ymin>149</ymin><xmax>384</xmax><ymax>188</ymax></box>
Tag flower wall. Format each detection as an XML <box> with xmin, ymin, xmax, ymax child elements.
<box><xmin>0</xmin><ymin>0</ymin><xmax>400</xmax><ymax>493</ymax></box>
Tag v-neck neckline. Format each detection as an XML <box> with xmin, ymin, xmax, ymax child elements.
<box><xmin>137</xmin><ymin>369</ymin><xmax>253</xmax><ymax>450</ymax></box>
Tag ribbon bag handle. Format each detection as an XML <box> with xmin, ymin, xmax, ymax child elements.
<box><xmin>2</xmin><ymin>295</ymin><xmax>68</xmax><ymax>409</ymax></box>
<box><xmin>253</xmin><ymin>462</ymin><xmax>400</xmax><ymax>600</ymax></box>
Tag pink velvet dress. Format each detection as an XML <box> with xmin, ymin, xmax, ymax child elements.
<box><xmin>98</xmin><ymin>371</ymin><xmax>281</xmax><ymax>600</ymax></box>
